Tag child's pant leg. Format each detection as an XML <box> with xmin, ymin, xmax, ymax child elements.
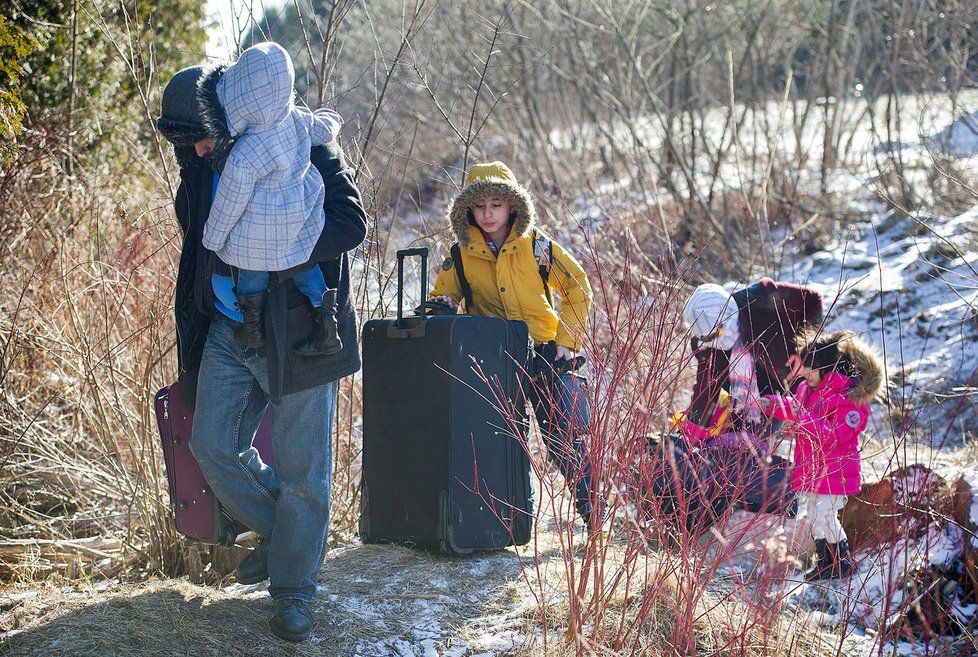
<box><xmin>236</xmin><ymin>269</ymin><xmax>270</xmax><ymax>296</ymax></box>
<box><xmin>800</xmin><ymin>493</ymin><xmax>847</xmax><ymax>542</ymax></box>
<box><xmin>291</xmin><ymin>264</ymin><xmax>328</xmax><ymax>306</ymax></box>
<box><xmin>528</xmin><ymin>372</ymin><xmax>596</xmax><ymax>524</ymax></box>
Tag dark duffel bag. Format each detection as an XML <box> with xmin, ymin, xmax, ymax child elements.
<box><xmin>646</xmin><ymin>434</ymin><xmax>795</xmax><ymax>537</ymax></box>
<box><xmin>360</xmin><ymin>247</ymin><xmax>533</xmax><ymax>554</ymax></box>
<box><xmin>154</xmin><ymin>381</ymin><xmax>274</xmax><ymax>545</ymax></box>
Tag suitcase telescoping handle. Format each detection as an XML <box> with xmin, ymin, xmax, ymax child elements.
<box><xmin>396</xmin><ymin>247</ymin><xmax>429</xmax><ymax>326</ymax></box>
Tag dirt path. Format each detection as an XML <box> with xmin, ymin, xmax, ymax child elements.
<box><xmin>0</xmin><ymin>540</ymin><xmax>555</xmax><ymax>657</ymax></box>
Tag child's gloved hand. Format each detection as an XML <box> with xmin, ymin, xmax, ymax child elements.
<box><xmin>424</xmin><ymin>295</ymin><xmax>458</xmax><ymax>315</ymax></box>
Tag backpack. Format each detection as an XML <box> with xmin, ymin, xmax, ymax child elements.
<box><xmin>449</xmin><ymin>229</ymin><xmax>552</xmax><ymax>313</ymax></box>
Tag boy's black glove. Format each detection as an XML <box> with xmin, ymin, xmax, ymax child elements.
<box><xmin>554</xmin><ymin>355</ymin><xmax>586</xmax><ymax>373</ymax></box>
<box><xmin>414</xmin><ymin>300</ymin><xmax>457</xmax><ymax>316</ymax></box>
<box><xmin>531</xmin><ymin>341</ymin><xmax>585</xmax><ymax>377</ymax></box>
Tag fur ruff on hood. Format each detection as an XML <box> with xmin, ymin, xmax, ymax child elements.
<box><xmin>799</xmin><ymin>329</ymin><xmax>885</xmax><ymax>404</ymax></box>
<box><xmin>447</xmin><ymin>177</ymin><xmax>537</xmax><ymax>245</ymax></box>
<box><xmin>195</xmin><ymin>64</ymin><xmax>235</xmax><ymax>162</ymax></box>
<box><xmin>838</xmin><ymin>332</ymin><xmax>885</xmax><ymax>404</ymax></box>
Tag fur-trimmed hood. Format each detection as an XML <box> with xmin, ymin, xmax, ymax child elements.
<box><xmin>447</xmin><ymin>162</ymin><xmax>537</xmax><ymax>245</ymax></box>
<box><xmin>838</xmin><ymin>332</ymin><xmax>885</xmax><ymax>404</ymax></box>
<box><xmin>196</xmin><ymin>63</ymin><xmax>235</xmax><ymax>163</ymax></box>
<box><xmin>800</xmin><ymin>329</ymin><xmax>885</xmax><ymax>404</ymax></box>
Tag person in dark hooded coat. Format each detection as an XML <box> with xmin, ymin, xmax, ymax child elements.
<box><xmin>155</xmin><ymin>55</ymin><xmax>366</xmax><ymax>643</ymax></box>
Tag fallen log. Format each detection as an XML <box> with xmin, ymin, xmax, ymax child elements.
<box><xmin>0</xmin><ymin>536</ymin><xmax>123</xmax><ymax>564</ymax></box>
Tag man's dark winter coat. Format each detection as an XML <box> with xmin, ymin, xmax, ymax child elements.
<box><xmin>688</xmin><ymin>278</ymin><xmax>824</xmax><ymax>427</ymax></box>
<box><xmin>173</xmin><ymin>141</ymin><xmax>367</xmax><ymax>407</ymax></box>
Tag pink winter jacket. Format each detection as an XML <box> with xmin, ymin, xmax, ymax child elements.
<box><xmin>765</xmin><ymin>372</ymin><xmax>869</xmax><ymax>495</ymax></box>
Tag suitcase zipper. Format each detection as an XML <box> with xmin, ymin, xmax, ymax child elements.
<box><xmin>157</xmin><ymin>390</ymin><xmax>178</xmax><ymax>521</ymax></box>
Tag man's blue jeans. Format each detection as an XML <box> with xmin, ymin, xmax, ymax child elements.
<box><xmin>190</xmin><ymin>314</ymin><xmax>336</xmax><ymax>602</ymax></box>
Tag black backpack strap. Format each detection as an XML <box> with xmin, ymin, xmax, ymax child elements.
<box><xmin>450</xmin><ymin>242</ymin><xmax>474</xmax><ymax>312</ymax></box>
<box><xmin>532</xmin><ymin>229</ymin><xmax>553</xmax><ymax>307</ymax></box>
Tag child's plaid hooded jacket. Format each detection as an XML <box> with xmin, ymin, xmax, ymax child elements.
<box><xmin>200</xmin><ymin>42</ymin><xmax>342</xmax><ymax>272</ymax></box>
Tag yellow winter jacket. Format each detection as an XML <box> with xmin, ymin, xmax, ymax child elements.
<box><xmin>430</xmin><ymin>226</ymin><xmax>591</xmax><ymax>349</ymax></box>
<box><xmin>428</xmin><ymin>162</ymin><xmax>592</xmax><ymax>350</ymax></box>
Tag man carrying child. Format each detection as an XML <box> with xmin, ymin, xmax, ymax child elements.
<box><xmin>155</xmin><ymin>43</ymin><xmax>367</xmax><ymax>642</ymax></box>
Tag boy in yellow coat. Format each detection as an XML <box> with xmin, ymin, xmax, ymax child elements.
<box><xmin>429</xmin><ymin>162</ymin><xmax>599</xmax><ymax>529</ymax></box>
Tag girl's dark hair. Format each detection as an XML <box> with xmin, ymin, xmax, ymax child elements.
<box><xmin>801</xmin><ymin>333</ymin><xmax>858</xmax><ymax>379</ymax></box>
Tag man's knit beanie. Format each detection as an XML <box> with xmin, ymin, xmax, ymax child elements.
<box><xmin>156</xmin><ymin>65</ymin><xmax>208</xmax><ymax>146</ymax></box>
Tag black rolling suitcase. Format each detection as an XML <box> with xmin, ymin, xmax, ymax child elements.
<box><xmin>360</xmin><ymin>247</ymin><xmax>533</xmax><ymax>553</ymax></box>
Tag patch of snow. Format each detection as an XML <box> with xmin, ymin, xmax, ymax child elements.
<box><xmin>807</xmin><ymin>609</ymin><xmax>839</xmax><ymax>627</ymax></box>
<box><xmin>475</xmin><ymin>629</ymin><xmax>522</xmax><ymax>651</ymax></box>
<box><xmin>927</xmin><ymin>110</ymin><xmax>978</xmax><ymax>158</ymax></box>
<box><xmin>785</xmin><ymin>204</ymin><xmax>978</xmax><ymax>445</ymax></box>
<box><xmin>891</xmin><ymin>465</ymin><xmax>939</xmax><ymax>506</ymax></box>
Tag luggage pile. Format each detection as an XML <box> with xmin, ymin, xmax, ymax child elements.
<box><xmin>155</xmin><ymin>248</ymin><xmax>534</xmax><ymax>553</ymax></box>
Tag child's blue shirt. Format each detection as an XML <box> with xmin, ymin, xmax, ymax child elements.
<box><xmin>210</xmin><ymin>170</ymin><xmax>243</xmax><ymax>322</ymax></box>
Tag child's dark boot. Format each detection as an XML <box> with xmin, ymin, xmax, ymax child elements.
<box><xmin>828</xmin><ymin>539</ymin><xmax>854</xmax><ymax>579</ymax></box>
<box><xmin>806</xmin><ymin>538</ymin><xmax>854</xmax><ymax>580</ymax></box>
<box><xmin>805</xmin><ymin>539</ymin><xmax>832</xmax><ymax>581</ymax></box>
<box><xmin>234</xmin><ymin>291</ymin><xmax>267</xmax><ymax>350</ymax></box>
<box><xmin>294</xmin><ymin>289</ymin><xmax>343</xmax><ymax>356</ymax></box>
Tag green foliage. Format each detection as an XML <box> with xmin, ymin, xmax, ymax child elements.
<box><xmin>7</xmin><ymin>0</ymin><xmax>208</xmax><ymax>173</ymax></box>
<box><xmin>0</xmin><ymin>12</ymin><xmax>36</xmax><ymax>149</ymax></box>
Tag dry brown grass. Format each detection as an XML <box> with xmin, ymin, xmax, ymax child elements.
<box><xmin>0</xmin><ymin>542</ymin><xmax>526</xmax><ymax>656</ymax></box>
<box><xmin>1</xmin><ymin>505</ymin><xmax>832</xmax><ymax>657</ymax></box>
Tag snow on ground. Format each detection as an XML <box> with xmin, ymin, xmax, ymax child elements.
<box><xmin>786</xmin><ymin>204</ymin><xmax>978</xmax><ymax>446</ymax></box>
<box><xmin>928</xmin><ymin>110</ymin><xmax>978</xmax><ymax>158</ymax></box>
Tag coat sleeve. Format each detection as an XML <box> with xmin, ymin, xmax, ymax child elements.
<box><xmin>174</xmin><ymin>177</ymin><xmax>191</xmax><ymax>235</ymax></box>
<box><xmin>785</xmin><ymin>398</ymin><xmax>867</xmax><ymax>442</ymax></box>
<box><xmin>281</xmin><ymin>143</ymin><xmax>367</xmax><ymax>277</ymax></box>
<box><xmin>763</xmin><ymin>394</ymin><xmax>798</xmax><ymax>421</ymax></box>
<box><xmin>686</xmin><ymin>347</ymin><xmax>730</xmax><ymax>426</ymax></box>
<box><xmin>550</xmin><ymin>240</ymin><xmax>592</xmax><ymax>351</ymax></box>
<box><xmin>429</xmin><ymin>255</ymin><xmax>463</xmax><ymax>304</ymax></box>
<box><xmin>308</xmin><ymin>108</ymin><xmax>343</xmax><ymax>147</ymax></box>
<box><xmin>202</xmin><ymin>155</ymin><xmax>256</xmax><ymax>252</ymax></box>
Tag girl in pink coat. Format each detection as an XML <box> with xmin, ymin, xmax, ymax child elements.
<box><xmin>762</xmin><ymin>330</ymin><xmax>884</xmax><ymax>580</ymax></box>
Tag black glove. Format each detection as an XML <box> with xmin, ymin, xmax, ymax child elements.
<box><xmin>414</xmin><ymin>300</ymin><xmax>457</xmax><ymax>316</ymax></box>
<box><xmin>531</xmin><ymin>341</ymin><xmax>586</xmax><ymax>377</ymax></box>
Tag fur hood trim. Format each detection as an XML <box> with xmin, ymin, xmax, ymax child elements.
<box><xmin>838</xmin><ymin>332</ymin><xmax>885</xmax><ymax>404</ymax></box>
<box><xmin>799</xmin><ymin>329</ymin><xmax>885</xmax><ymax>404</ymax></box>
<box><xmin>447</xmin><ymin>177</ymin><xmax>537</xmax><ymax>245</ymax></box>
<box><xmin>196</xmin><ymin>64</ymin><xmax>235</xmax><ymax>159</ymax></box>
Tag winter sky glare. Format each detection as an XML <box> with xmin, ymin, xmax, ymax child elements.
<box><xmin>204</xmin><ymin>0</ymin><xmax>286</xmax><ymax>59</ymax></box>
